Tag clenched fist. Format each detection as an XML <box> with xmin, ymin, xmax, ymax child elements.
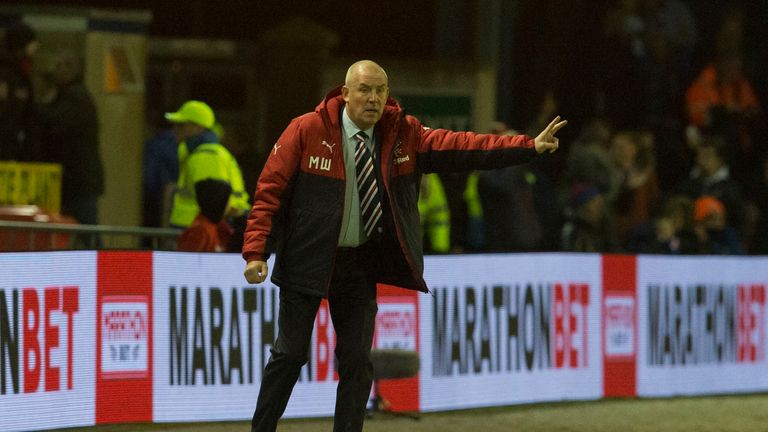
<box><xmin>244</xmin><ymin>260</ymin><xmax>269</xmax><ymax>284</ymax></box>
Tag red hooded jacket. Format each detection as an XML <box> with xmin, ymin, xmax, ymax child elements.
<box><xmin>242</xmin><ymin>87</ymin><xmax>537</xmax><ymax>296</ymax></box>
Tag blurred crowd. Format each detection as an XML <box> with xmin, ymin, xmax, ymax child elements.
<box><xmin>0</xmin><ymin>21</ymin><xmax>104</xmax><ymax>231</ymax></box>
<box><xmin>3</xmin><ymin>0</ymin><xmax>766</xmax><ymax>255</ymax></box>
<box><xmin>420</xmin><ymin>0</ymin><xmax>767</xmax><ymax>256</ymax></box>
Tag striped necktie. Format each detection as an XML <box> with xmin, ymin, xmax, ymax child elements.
<box><xmin>354</xmin><ymin>131</ymin><xmax>383</xmax><ymax>237</ymax></box>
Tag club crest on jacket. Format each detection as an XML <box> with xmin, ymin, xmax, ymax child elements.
<box><xmin>394</xmin><ymin>140</ymin><xmax>410</xmax><ymax>165</ymax></box>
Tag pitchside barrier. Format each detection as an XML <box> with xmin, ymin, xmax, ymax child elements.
<box><xmin>1</xmin><ymin>252</ymin><xmax>766</xmax><ymax>431</ymax></box>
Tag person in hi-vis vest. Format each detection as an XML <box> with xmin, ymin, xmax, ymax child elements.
<box><xmin>165</xmin><ymin>100</ymin><xmax>250</xmax><ymax>230</ymax></box>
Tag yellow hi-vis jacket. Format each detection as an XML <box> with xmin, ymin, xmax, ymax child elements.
<box><xmin>418</xmin><ymin>173</ymin><xmax>451</xmax><ymax>252</ymax></box>
<box><xmin>170</xmin><ymin>140</ymin><xmax>250</xmax><ymax>228</ymax></box>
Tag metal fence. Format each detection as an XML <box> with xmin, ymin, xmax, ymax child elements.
<box><xmin>0</xmin><ymin>220</ymin><xmax>181</xmax><ymax>251</ymax></box>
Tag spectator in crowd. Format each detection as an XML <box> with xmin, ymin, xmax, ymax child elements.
<box><xmin>601</xmin><ymin>0</ymin><xmax>694</xmax><ymax>192</ymax></box>
<box><xmin>478</xmin><ymin>160</ymin><xmax>561</xmax><ymax>252</ymax></box>
<box><xmin>462</xmin><ymin>171</ymin><xmax>485</xmax><ymax>251</ymax></box>
<box><xmin>692</xmin><ymin>6</ymin><xmax>766</xmax><ymax>191</ymax></box>
<box><xmin>685</xmin><ymin>51</ymin><xmax>761</xmax><ymax>131</ymax></box>
<box><xmin>417</xmin><ymin>173</ymin><xmax>450</xmax><ymax>253</ymax></box>
<box><xmin>626</xmin><ymin>194</ymin><xmax>698</xmax><ymax>254</ymax></box>
<box><xmin>477</xmin><ymin>119</ymin><xmax>560</xmax><ymax>252</ymax></box>
<box><xmin>477</xmin><ymin>122</ymin><xmax>562</xmax><ymax>252</ymax></box>
<box><xmin>435</xmin><ymin>121</ymin><xmax>527</xmax><ymax>253</ymax></box>
<box><xmin>677</xmin><ymin>134</ymin><xmax>745</xmax><ymax>237</ymax></box>
<box><xmin>437</xmin><ymin>171</ymin><xmax>469</xmax><ymax>252</ymax></box>
<box><xmin>177</xmin><ymin>178</ymin><xmax>233</xmax><ymax>252</ymax></box>
<box><xmin>563</xmin><ymin>117</ymin><xmax>617</xmax><ymax>202</ymax></box>
<box><xmin>40</xmin><ymin>50</ymin><xmax>104</xmax><ymax>226</ymax></box>
<box><xmin>644</xmin><ymin>0</ymin><xmax>698</xmax><ymax>189</ymax></box>
<box><xmin>219</xmin><ymin>122</ymin><xmax>262</xmax><ymax>194</ymax></box>
<box><xmin>685</xmin><ymin>51</ymin><xmax>763</xmax><ymax>187</ymax></box>
<box><xmin>142</xmin><ymin>113</ymin><xmax>178</xmax><ymax>229</ymax></box>
<box><xmin>217</xmin><ymin>123</ymin><xmax>258</xmax><ymax>253</ymax></box>
<box><xmin>437</xmin><ymin>171</ymin><xmax>487</xmax><ymax>252</ymax></box>
<box><xmin>693</xmin><ymin>195</ymin><xmax>742</xmax><ymax>255</ymax></box>
<box><xmin>608</xmin><ymin>129</ymin><xmax>661</xmax><ymax>247</ymax></box>
<box><xmin>561</xmin><ymin>183</ymin><xmax>618</xmax><ymax>253</ymax></box>
<box><xmin>0</xmin><ymin>21</ymin><xmax>40</xmax><ymax>161</ymax></box>
<box><xmin>165</xmin><ymin>100</ymin><xmax>250</xmax><ymax>230</ymax></box>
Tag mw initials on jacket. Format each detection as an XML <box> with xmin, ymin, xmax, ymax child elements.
<box><xmin>309</xmin><ymin>156</ymin><xmax>332</xmax><ymax>171</ymax></box>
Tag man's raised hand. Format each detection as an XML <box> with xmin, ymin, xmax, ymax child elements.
<box><xmin>534</xmin><ymin>116</ymin><xmax>568</xmax><ymax>154</ymax></box>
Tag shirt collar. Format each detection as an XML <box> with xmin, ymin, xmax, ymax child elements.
<box><xmin>342</xmin><ymin>106</ymin><xmax>374</xmax><ymax>140</ymax></box>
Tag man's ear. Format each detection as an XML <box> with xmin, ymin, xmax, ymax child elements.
<box><xmin>341</xmin><ymin>85</ymin><xmax>350</xmax><ymax>102</ymax></box>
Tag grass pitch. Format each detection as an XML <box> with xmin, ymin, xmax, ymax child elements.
<box><xmin>84</xmin><ymin>393</ymin><xmax>768</xmax><ymax>432</ymax></box>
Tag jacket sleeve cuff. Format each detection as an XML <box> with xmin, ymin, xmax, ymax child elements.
<box><xmin>243</xmin><ymin>251</ymin><xmax>269</xmax><ymax>262</ymax></box>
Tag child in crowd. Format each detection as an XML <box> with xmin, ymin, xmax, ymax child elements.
<box><xmin>693</xmin><ymin>195</ymin><xmax>743</xmax><ymax>255</ymax></box>
<box><xmin>176</xmin><ymin>178</ymin><xmax>233</xmax><ymax>252</ymax></box>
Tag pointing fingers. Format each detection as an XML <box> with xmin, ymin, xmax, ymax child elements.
<box><xmin>546</xmin><ymin>116</ymin><xmax>567</xmax><ymax>136</ymax></box>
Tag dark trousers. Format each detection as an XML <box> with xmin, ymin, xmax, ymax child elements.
<box><xmin>251</xmin><ymin>244</ymin><xmax>379</xmax><ymax>432</ymax></box>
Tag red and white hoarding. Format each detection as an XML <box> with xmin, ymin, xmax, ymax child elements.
<box><xmin>419</xmin><ymin>253</ymin><xmax>603</xmax><ymax>411</ymax></box>
<box><xmin>636</xmin><ymin>255</ymin><xmax>768</xmax><ymax>397</ymax></box>
<box><xmin>0</xmin><ymin>252</ymin><xmax>96</xmax><ymax>432</ymax></box>
<box><xmin>2</xmin><ymin>251</ymin><xmax>768</xmax><ymax>432</ymax></box>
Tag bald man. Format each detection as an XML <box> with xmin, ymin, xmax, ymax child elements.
<box><xmin>243</xmin><ymin>60</ymin><xmax>566</xmax><ymax>432</ymax></box>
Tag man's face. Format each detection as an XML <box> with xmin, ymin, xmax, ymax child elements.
<box><xmin>47</xmin><ymin>55</ymin><xmax>74</xmax><ymax>86</ymax></box>
<box><xmin>172</xmin><ymin>122</ymin><xmax>202</xmax><ymax>143</ymax></box>
<box><xmin>696</xmin><ymin>146</ymin><xmax>723</xmax><ymax>176</ymax></box>
<box><xmin>702</xmin><ymin>212</ymin><xmax>726</xmax><ymax>231</ymax></box>
<box><xmin>25</xmin><ymin>40</ymin><xmax>40</xmax><ymax>58</ymax></box>
<box><xmin>610</xmin><ymin>134</ymin><xmax>638</xmax><ymax>170</ymax></box>
<box><xmin>342</xmin><ymin>66</ymin><xmax>389</xmax><ymax>130</ymax></box>
<box><xmin>580</xmin><ymin>195</ymin><xmax>605</xmax><ymax>225</ymax></box>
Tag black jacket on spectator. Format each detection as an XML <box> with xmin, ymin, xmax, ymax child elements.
<box><xmin>0</xmin><ymin>51</ymin><xmax>37</xmax><ymax>161</ymax></box>
<box><xmin>41</xmin><ymin>82</ymin><xmax>104</xmax><ymax>204</ymax></box>
<box><xmin>478</xmin><ymin>164</ymin><xmax>561</xmax><ymax>251</ymax></box>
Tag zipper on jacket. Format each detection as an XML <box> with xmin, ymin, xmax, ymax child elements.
<box><xmin>319</xmin><ymin>103</ymin><xmax>344</xmax><ymax>297</ymax></box>
<box><xmin>382</xmin><ymin>113</ymin><xmax>430</xmax><ymax>294</ymax></box>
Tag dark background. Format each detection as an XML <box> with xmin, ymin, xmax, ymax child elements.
<box><xmin>22</xmin><ymin>0</ymin><xmax>439</xmax><ymax>58</ymax></box>
<box><xmin>9</xmin><ymin>0</ymin><xmax>768</xmax><ymax>132</ymax></box>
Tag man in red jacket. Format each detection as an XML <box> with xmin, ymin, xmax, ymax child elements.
<box><xmin>242</xmin><ymin>60</ymin><xmax>566</xmax><ymax>432</ymax></box>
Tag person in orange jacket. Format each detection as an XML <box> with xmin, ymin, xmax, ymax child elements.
<box><xmin>176</xmin><ymin>178</ymin><xmax>233</xmax><ymax>252</ymax></box>
<box><xmin>685</xmin><ymin>52</ymin><xmax>761</xmax><ymax>128</ymax></box>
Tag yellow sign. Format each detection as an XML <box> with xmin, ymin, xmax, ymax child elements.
<box><xmin>0</xmin><ymin>162</ymin><xmax>62</xmax><ymax>213</ymax></box>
